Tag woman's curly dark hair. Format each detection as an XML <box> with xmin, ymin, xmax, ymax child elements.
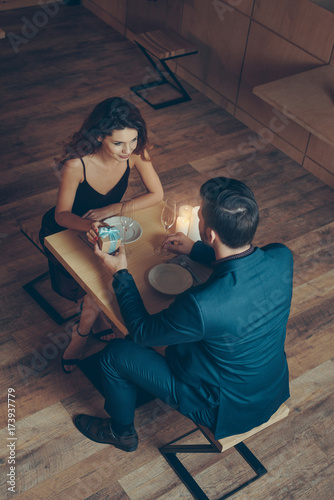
<box><xmin>56</xmin><ymin>97</ymin><xmax>150</xmax><ymax>168</ymax></box>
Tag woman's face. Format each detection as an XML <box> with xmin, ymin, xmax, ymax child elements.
<box><xmin>101</xmin><ymin>128</ymin><xmax>138</xmax><ymax>162</ymax></box>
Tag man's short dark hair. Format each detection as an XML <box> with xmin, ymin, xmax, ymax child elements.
<box><xmin>200</xmin><ymin>177</ymin><xmax>259</xmax><ymax>248</ymax></box>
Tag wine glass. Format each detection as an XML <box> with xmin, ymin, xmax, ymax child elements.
<box><xmin>120</xmin><ymin>199</ymin><xmax>135</xmax><ymax>256</ymax></box>
<box><xmin>155</xmin><ymin>198</ymin><xmax>176</xmax><ymax>257</ymax></box>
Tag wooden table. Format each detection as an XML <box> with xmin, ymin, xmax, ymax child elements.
<box><xmin>44</xmin><ymin>203</ymin><xmax>210</xmax><ymax>335</ymax></box>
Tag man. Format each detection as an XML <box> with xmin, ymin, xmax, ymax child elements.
<box><xmin>74</xmin><ymin>177</ymin><xmax>293</xmax><ymax>452</ymax></box>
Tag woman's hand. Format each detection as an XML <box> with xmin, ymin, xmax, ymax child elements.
<box><xmin>94</xmin><ymin>243</ymin><xmax>128</xmax><ymax>275</ymax></box>
<box><xmin>162</xmin><ymin>232</ymin><xmax>196</xmax><ymax>256</ymax></box>
<box><xmin>86</xmin><ymin>221</ymin><xmax>108</xmax><ymax>244</ymax></box>
<box><xmin>82</xmin><ymin>204</ymin><xmax>121</xmax><ymax>221</ymax></box>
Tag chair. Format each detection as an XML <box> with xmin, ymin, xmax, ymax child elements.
<box><xmin>130</xmin><ymin>29</ymin><xmax>198</xmax><ymax>109</ymax></box>
<box><xmin>159</xmin><ymin>403</ymin><xmax>290</xmax><ymax>499</ymax></box>
<box><xmin>20</xmin><ymin>218</ymin><xmax>80</xmax><ymax>325</ymax></box>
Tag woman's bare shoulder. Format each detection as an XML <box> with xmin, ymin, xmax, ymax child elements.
<box><xmin>129</xmin><ymin>150</ymin><xmax>151</xmax><ymax>168</ymax></box>
<box><xmin>61</xmin><ymin>158</ymin><xmax>84</xmax><ymax>181</ymax></box>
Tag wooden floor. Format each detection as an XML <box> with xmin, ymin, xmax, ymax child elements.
<box><xmin>0</xmin><ymin>5</ymin><xmax>334</xmax><ymax>500</ymax></box>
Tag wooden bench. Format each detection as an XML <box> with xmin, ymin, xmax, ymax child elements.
<box><xmin>130</xmin><ymin>29</ymin><xmax>198</xmax><ymax>109</ymax></box>
<box><xmin>253</xmin><ymin>64</ymin><xmax>334</xmax><ymax>148</ymax></box>
<box><xmin>159</xmin><ymin>403</ymin><xmax>290</xmax><ymax>499</ymax></box>
<box><xmin>20</xmin><ymin>217</ymin><xmax>80</xmax><ymax>325</ymax></box>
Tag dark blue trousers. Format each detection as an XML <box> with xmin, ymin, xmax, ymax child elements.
<box><xmin>100</xmin><ymin>338</ymin><xmax>218</xmax><ymax>430</ymax></box>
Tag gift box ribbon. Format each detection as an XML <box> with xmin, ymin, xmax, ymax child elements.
<box><xmin>99</xmin><ymin>226</ymin><xmax>121</xmax><ymax>254</ymax></box>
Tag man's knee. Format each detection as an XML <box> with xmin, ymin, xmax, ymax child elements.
<box><xmin>100</xmin><ymin>337</ymin><xmax>137</xmax><ymax>372</ymax></box>
<box><xmin>101</xmin><ymin>338</ymin><xmax>125</xmax><ymax>364</ymax></box>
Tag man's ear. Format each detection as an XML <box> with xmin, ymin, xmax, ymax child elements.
<box><xmin>206</xmin><ymin>228</ymin><xmax>216</xmax><ymax>244</ymax></box>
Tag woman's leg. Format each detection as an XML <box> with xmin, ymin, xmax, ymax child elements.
<box><xmin>62</xmin><ymin>294</ymin><xmax>101</xmax><ymax>372</ymax></box>
<box><xmin>91</xmin><ymin>311</ymin><xmax>116</xmax><ymax>341</ymax></box>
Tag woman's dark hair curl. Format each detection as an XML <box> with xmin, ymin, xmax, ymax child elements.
<box><xmin>56</xmin><ymin>97</ymin><xmax>149</xmax><ymax>168</ymax></box>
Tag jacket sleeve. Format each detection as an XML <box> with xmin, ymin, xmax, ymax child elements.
<box><xmin>113</xmin><ymin>271</ymin><xmax>205</xmax><ymax>346</ymax></box>
<box><xmin>189</xmin><ymin>241</ymin><xmax>215</xmax><ymax>265</ymax></box>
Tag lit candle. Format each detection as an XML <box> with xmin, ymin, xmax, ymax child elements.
<box><xmin>188</xmin><ymin>206</ymin><xmax>201</xmax><ymax>241</ymax></box>
<box><xmin>179</xmin><ymin>205</ymin><xmax>193</xmax><ymax>220</ymax></box>
<box><xmin>176</xmin><ymin>216</ymin><xmax>190</xmax><ymax>235</ymax></box>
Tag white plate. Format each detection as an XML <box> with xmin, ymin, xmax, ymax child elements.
<box><xmin>148</xmin><ymin>263</ymin><xmax>193</xmax><ymax>295</ymax></box>
<box><xmin>103</xmin><ymin>216</ymin><xmax>142</xmax><ymax>244</ymax></box>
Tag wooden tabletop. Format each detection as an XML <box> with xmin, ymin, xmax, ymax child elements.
<box><xmin>44</xmin><ymin>203</ymin><xmax>210</xmax><ymax>335</ymax></box>
<box><xmin>253</xmin><ymin>65</ymin><xmax>334</xmax><ymax>147</ymax></box>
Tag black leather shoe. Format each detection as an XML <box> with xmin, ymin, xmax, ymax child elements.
<box><xmin>74</xmin><ymin>414</ymin><xmax>138</xmax><ymax>452</ymax></box>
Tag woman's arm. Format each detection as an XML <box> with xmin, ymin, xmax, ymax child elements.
<box><xmin>129</xmin><ymin>152</ymin><xmax>164</xmax><ymax>210</ymax></box>
<box><xmin>55</xmin><ymin>159</ymin><xmax>94</xmax><ymax>232</ymax></box>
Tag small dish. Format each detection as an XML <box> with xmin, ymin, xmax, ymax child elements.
<box><xmin>148</xmin><ymin>263</ymin><xmax>193</xmax><ymax>295</ymax></box>
<box><xmin>103</xmin><ymin>216</ymin><xmax>142</xmax><ymax>244</ymax></box>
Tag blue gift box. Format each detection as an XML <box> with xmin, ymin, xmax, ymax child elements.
<box><xmin>98</xmin><ymin>226</ymin><xmax>121</xmax><ymax>254</ymax></box>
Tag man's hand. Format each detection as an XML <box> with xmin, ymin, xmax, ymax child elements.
<box><xmin>162</xmin><ymin>232</ymin><xmax>196</xmax><ymax>255</ymax></box>
<box><xmin>94</xmin><ymin>243</ymin><xmax>128</xmax><ymax>275</ymax></box>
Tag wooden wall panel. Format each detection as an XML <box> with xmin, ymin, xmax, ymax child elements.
<box><xmin>303</xmin><ymin>157</ymin><xmax>334</xmax><ymax>189</ymax></box>
<box><xmin>91</xmin><ymin>0</ymin><xmax>127</xmax><ymax>25</ymax></box>
<box><xmin>306</xmin><ymin>135</ymin><xmax>334</xmax><ymax>173</ymax></box>
<box><xmin>125</xmin><ymin>0</ymin><xmax>183</xmax><ymax>35</ymax></box>
<box><xmin>0</xmin><ymin>0</ymin><xmax>39</xmax><ymax>10</ymax></box>
<box><xmin>253</xmin><ymin>0</ymin><xmax>334</xmax><ymax>62</ymax></box>
<box><xmin>179</xmin><ymin>0</ymin><xmax>250</xmax><ymax>104</ymax></box>
<box><xmin>235</xmin><ymin>107</ymin><xmax>305</xmax><ymax>165</ymax></box>
<box><xmin>82</xmin><ymin>0</ymin><xmax>127</xmax><ymax>35</ymax></box>
<box><xmin>238</xmin><ymin>21</ymin><xmax>323</xmax><ymax>152</ymax></box>
<box><xmin>211</xmin><ymin>0</ymin><xmax>254</xmax><ymax>17</ymax></box>
<box><xmin>176</xmin><ymin>64</ymin><xmax>236</xmax><ymax>116</ymax></box>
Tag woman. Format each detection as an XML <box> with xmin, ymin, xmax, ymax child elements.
<box><xmin>39</xmin><ymin>97</ymin><xmax>163</xmax><ymax>373</ymax></box>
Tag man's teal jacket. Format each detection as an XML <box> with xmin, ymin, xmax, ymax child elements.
<box><xmin>113</xmin><ymin>242</ymin><xmax>293</xmax><ymax>439</ymax></box>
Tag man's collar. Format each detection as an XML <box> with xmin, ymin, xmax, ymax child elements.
<box><xmin>212</xmin><ymin>245</ymin><xmax>255</xmax><ymax>266</ymax></box>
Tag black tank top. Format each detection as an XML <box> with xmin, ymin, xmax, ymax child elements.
<box><xmin>40</xmin><ymin>158</ymin><xmax>130</xmax><ymax>242</ymax></box>
<box><xmin>72</xmin><ymin>158</ymin><xmax>130</xmax><ymax>216</ymax></box>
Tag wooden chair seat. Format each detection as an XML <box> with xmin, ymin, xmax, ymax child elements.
<box><xmin>20</xmin><ymin>217</ymin><xmax>45</xmax><ymax>254</ymax></box>
<box><xmin>159</xmin><ymin>403</ymin><xmax>290</xmax><ymax>500</ymax></box>
<box><xmin>130</xmin><ymin>29</ymin><xmax>198</xmax><ymax>110</ymax></box>
<box><xmin>133</xmin><ymin>29</ymin><xmax>198</xmax><ymax>60</ymax></box>
<box><xmin>199</xmin><ymin>402</ymin><xmax>290</xmax><ymax>453</ymax></box>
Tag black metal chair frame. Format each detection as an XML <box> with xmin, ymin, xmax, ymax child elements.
<box><xmin>21</xmin><ymin>228</ymin><xmax>80</xmax><ymax>325</ymax></box>
<box><xmin>130</xmin><ymin>42</ymin><xmax>198</xmax><ymax>109</ymax></box>
<box><xmin>159</xmin><ymin>426</ymin><xmax>267</xmax><ymax>500</ymax></box>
